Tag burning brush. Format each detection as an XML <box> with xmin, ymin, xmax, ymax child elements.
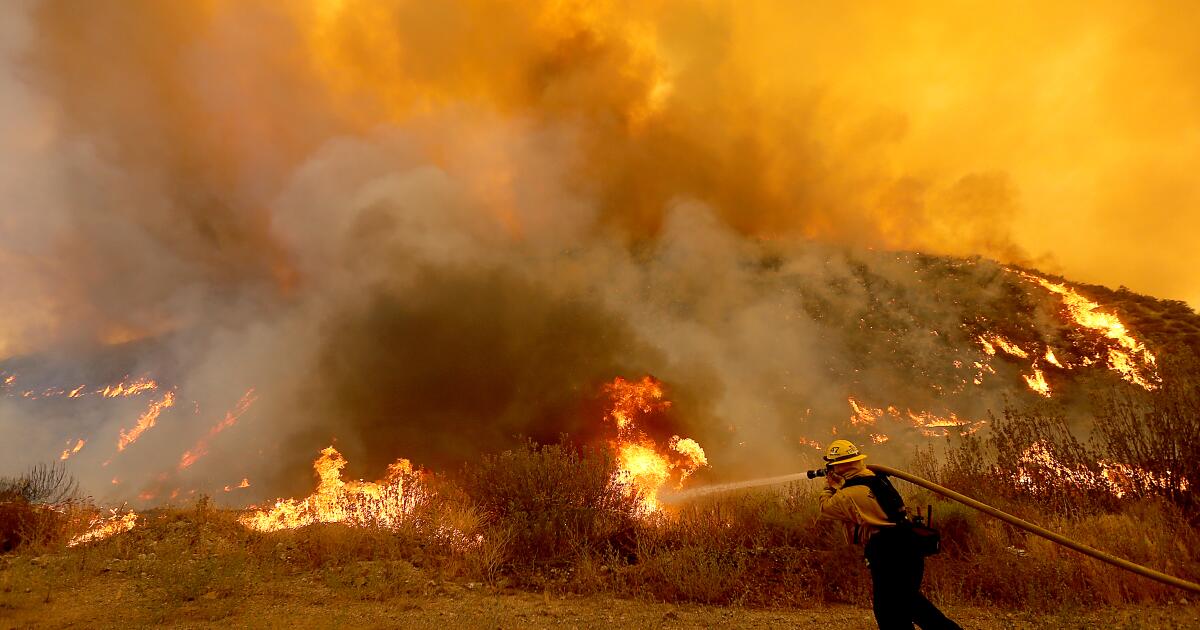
<box><xmin>602</xmin><ymin>376</ymin><xmax>708</xmax><ymax>511</ymax></box>
<box><xmin>241</xmin><ymin>446</ymin><xmax>422</xmax><ymax>532</ymax></box>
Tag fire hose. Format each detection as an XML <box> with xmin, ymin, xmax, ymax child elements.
<box><xmin>867</xmin><ymin>464</ymin><xmax>1200</xmax><ymax>595</ymax></box>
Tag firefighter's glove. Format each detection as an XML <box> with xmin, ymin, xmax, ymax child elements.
<box><xmin>825</xmin><ymin>471</ymin><xmax>844</xmax><ymax>490</ymax></box>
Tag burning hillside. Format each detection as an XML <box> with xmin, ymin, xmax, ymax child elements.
<box><xmin>5</xmin><ymin>5</ymin><xmax>1200</xmax><ymax>625</ymax></box>
<box><xmin>2</xmin><ymin>249</ymin><xmax>1193</xmax><ymax>514</ymax></box>
<box><xmin>0</xmin><ymin>0</ymin><xmax>1197</xmax><ymax>519</ymax></box>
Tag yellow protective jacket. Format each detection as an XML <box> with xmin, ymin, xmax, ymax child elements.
<box><xmin>818</xmin><ymin>468</ymin><xmax>896</xmax><ymax>544</ymax></box>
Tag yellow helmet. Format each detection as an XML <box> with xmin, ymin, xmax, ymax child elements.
<box><xmin>823</xmin><ymin>439</ymin><xmax>867</xmax><ymax>464</ymax></box>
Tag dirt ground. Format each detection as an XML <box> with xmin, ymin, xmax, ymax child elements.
<box><xmin>2</xmin><ymin>562</ymin><xmax>1198</xmax><ymax>630</ymax></box>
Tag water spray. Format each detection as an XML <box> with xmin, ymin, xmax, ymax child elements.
<box><xmin>669</xmin><ymin>464</ymin><xmax>1200</xmax><ymax>594</ymax></box>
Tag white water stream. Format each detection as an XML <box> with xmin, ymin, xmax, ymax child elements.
<box><xmin>659</xmin><ymin>471</ymin><xmax>812</xmax><ymax>503</ymax></box>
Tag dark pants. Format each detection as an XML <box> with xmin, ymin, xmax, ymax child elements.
<box><xmin>864</xmin><ymin>528</ymin><xmax>961</xmax><ymax>630</ymax></box>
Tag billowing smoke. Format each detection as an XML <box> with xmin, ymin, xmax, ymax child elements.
<box><xmin>0</xmin><ymin>1</ymin><xmax>1191</xmax><ymax>500</ymax></box>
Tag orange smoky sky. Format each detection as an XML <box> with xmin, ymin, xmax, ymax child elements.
<box><xmin>1</xmin><ymin>0</ymin><xmax>1197</xmax><ymax>356</ymax></box>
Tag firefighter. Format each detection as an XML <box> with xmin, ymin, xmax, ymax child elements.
<box><xmin>818</xmin><ymin>439</ymin><xmax>960</xmax><ymax>630</ymax></box>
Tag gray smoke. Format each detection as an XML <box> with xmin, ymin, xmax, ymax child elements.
<box><xmin>0</xmin><ymin>1</ymin><xmax>1109</xmax><ymax>504</ymax></box>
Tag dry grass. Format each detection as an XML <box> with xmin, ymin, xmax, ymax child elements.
<box><xmin>4</xmin><ymin>417</ymin><xmax>1199</xmax><ymax>617</ymax></box>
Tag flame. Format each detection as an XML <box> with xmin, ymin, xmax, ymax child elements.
<box><xmin>59</xmin><ymin>438</ymin><xmax>86</xmax><ymax>461</ymax></box>
<box><xmin>116</xmin><ymin>391</ymin><xmax>177</xmax><ymax>451</ymax></box>
<box><xmin>1016</xmin><ymin>441</ymin><xmax>1188</xmax><ymax>498</ymax></box>
<box><xmin>970</xmin><ymin>360</ymin><xmax>996</xmax><ymax>386</ymax></box>
<box><xmin>67</xmin><ymin>510</ymin><xmax>138</xmax><ymax>547</ymax></box>
<box><xmin>615</xmin><ymin>442</ymin><xmax>671</xmax><ymax>509</ymax></box>
<box><xmin>604</xmin><ymin>375</ymin><xmax>667</xmax><ymax>431</ymax></box>
<box><xmin>978</xmin><ymin>333</ymin><xmax>1029</xmax><ymax>359</ymax></box>
<box><xmin>848</xmin><ymin>397</ymin><xmax>881</xmax><ymax>426</ymax></box>
<box><xmin>1016</xmin><ymin>271</ymin><xmax>1159</xmax><ymax>389</ymax></box>
<box><xmin>178</xmin><ymin>389</ymin><xmax>258</xmax><ymax>469</ymax></box>
<box><xmin>1022</xmin><ymin>366</ymin><xmax>1052</xmax><ymax>397</ymax></box>
<box><xmin>222</xmin><ymin>479</ymin><xmax>251</xmax><ymax>493</ymax></box>
<box><xmin>1016</xmin><ymin>441</ymin><xmax>1089</xmax><ymax>489</ymax></box>
<box><xmin>2</xmin><ymin>374</ymin><xmax>161</xmax><ymax>400</ymax></box>
<box><xmin>975</xmin><ymin>331</ymin><xmax>1070</xmax><ymax>396</ymax></box>
<box><xmin>240</xmin><ymin>446</ymin><xmax>421</xmax><ymax>532</ymax></box>
<box><xmin>1099</xmin><ymin>462</ymin><xmax>1190</xmax><ymax>498</ymax></box>
<box><xmin>602</xmin><ymin>376</ymin><xmax>707</xmax><ymax>511</ymax></box>
<box><xmin>848</xmin><ymin>397</ymin><xmax>985</xmax><ymax>437</ymax></box>
<box><xmin>668</xmin><ymin>436</ymin><xmax>708</xmax><ymax>485</ymax></box>
<box><xmin>100</xmin><ymin>377</ymin><xmax>159</xmax><ymax>398</ymax></box>
<box><xmin>798</xmin><ymin>437</ymin><xmax>824</xmax><ymax>451</ymax></box>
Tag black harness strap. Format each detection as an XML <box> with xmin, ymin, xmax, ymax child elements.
<box><xmin>842</xmin><ymin>473</ymin><xmax>907</xmax><ymax>524</ymax></box>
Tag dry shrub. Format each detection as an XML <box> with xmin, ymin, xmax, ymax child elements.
<box><xmin>0</xmin><ymin>462</ymin><xmax>78</xmax><ymax>505</ymax></box>
<box><xmin>906</xmin><ymin>375</ymin><xmax>1200</xmax><ymax>608</ymax></box>
<box><xmin>629</xmin><ymin>546</ymin><xmax>747</xmax><ymax>603</ymax></box>
<box><xmin>237</xmin><ymin>470</ymin><xmax>486</xmax><ymax>582</ymax></box>
<box><xmin>269</xmin><ymin>523</ymin><xmax>419</xmax><ymax>571</ymax></box>
<box><xmin>462</xmin><ymin>522</ymin><xmax>511</xmax><ymax>585</ymax></box>
<box><xmin>461</xmin><ymin>439</ymin><xmax>642</xmax><ymax>571</ymax></box>
<box><xmin>0</xmin><ymin>500</ymin><xmax>63</xmax><ymax>552</ymax></box>
<box><xmin>1092</xmin><ymin>355</ymin><xmax>1200</xmax><ymax>519</ymax></box>
<box><xmin>0</xmin><ymin>463</ymin><xmax>80</xmax><ymax>552</ymax></box>
<box><xmin>609</xmin><ymin>486</ymin><xmax>866</xmax><ymax>607</ymax></box>
<box><xmin>33</xmin><ymin>392</ymin><xmax>1200</xmax><ymax>614</ymax></box>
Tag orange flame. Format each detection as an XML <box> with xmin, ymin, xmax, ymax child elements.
<box><xmin>2</xmin><ymin>374</ymin><xmax>163</xmax><ymax>401</ymax></box>
<box><xmin>67</xmin><ymin>510</ymin><xmax>138</xmax><ymax>547</ymax></box>
<box><xmin>240</xmin><ymin>447</ymin><xmax>421</xmax><ymax>532</ymax></box>
<box><xmin>178</xmin><ymin>389</ymin><xmax>258</xmax><ymax>469</ymax></box>
<box><xmin>1017</xmin><ymin>441</ymin><xmax>1187</xmax><ymax>498</ymax></box>
<box><xmin>669</xmin><ymin>436</ymin><xmax>708</xmax><ymax>485</ymax></box>
<box><xmin>59</xmin><ymin>438</ymin><xmax>86</xmax><ymax>461</ymax></box>
<box><xmin>604</xmin><ymin>376</ymin><xmax>667</xmax><ymax>431</ymax></box>
<box><xmin>848</xmin><ymin>397</ymin><xmax>882</xmax><ymax>426</ymax></box>
<box><xmin>100</xmin><ymin>377</ymin><xmax>159</xmax><ymax>398</ymax></box>
<box><xmin>222</xmin><ymin>478</ymin><xmax>251</xmax><ymax>493</ymax></box>
<box><xmin>975</xmin><ymin>332</ymin><xmax>1064</xmax><ymax>396</ymax></box>
<box><xmin>1016</xmin><ymin>271</ymin><xmax>1159</xmax><ymax>389</ymax></box>
<box><xmin>1022</xmin><ymin>365</ymin><xmax>1052</xmax><ymax>397</ymax></box>
<box><xmin>848</xmin><ymin>397</ymin><xmax>985</xmax><ymax>437</ymax></box>
<box><xmin>978</xmin><ymin>333</ymin><xmax>1029</xmax><ymax>359</ymax></box>
<box><xmin>602</xmin><ymin>377</ymin><xmax>707</xmax><ymax>511</ymax></box>
<box><xmin>798</xmin><ymin>437</ymin><xmax>824</xmax><ymax>451</ymax></box>
<box><xmin>116</xmin><ymin>391</ymin><xmax>176</xmax><ymax>451</ymax></box>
